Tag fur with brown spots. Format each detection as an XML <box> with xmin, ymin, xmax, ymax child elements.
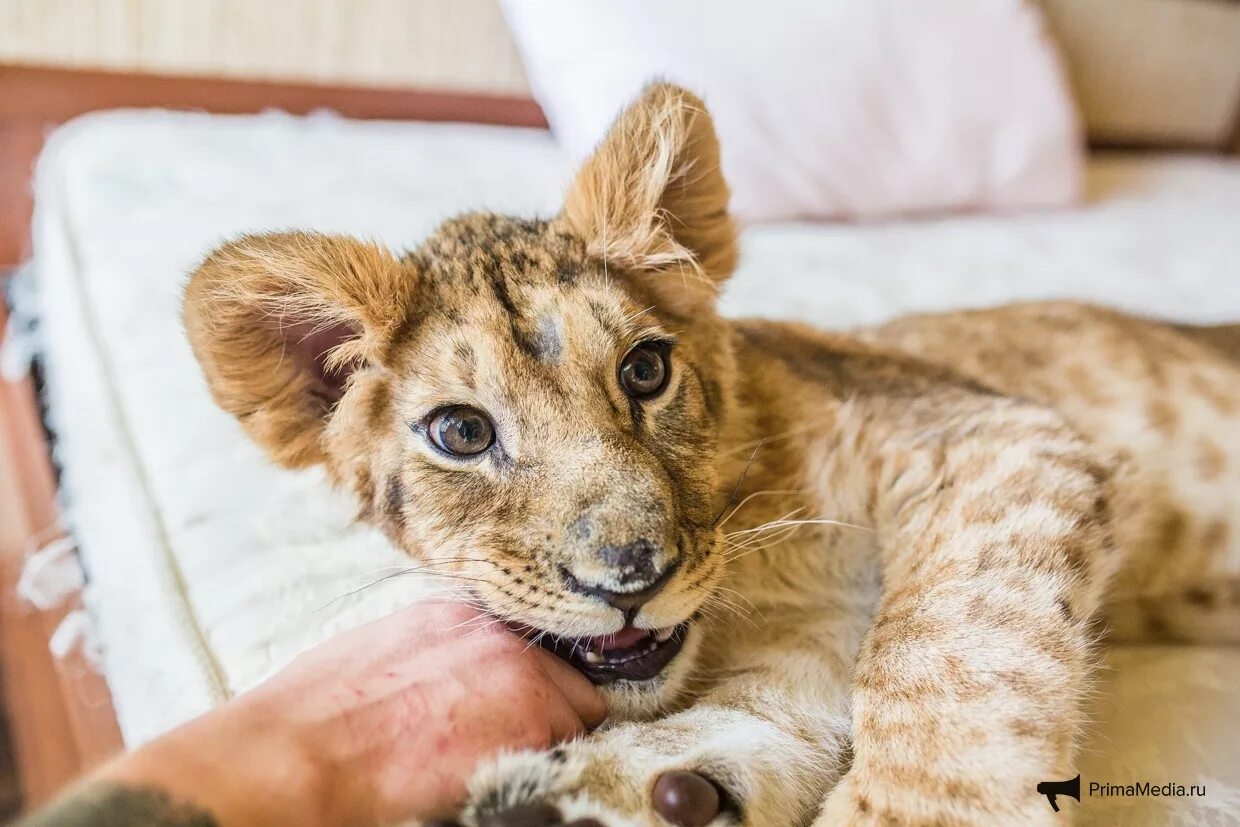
<box><xmin>184</xmin><ymin>83</ymin><xmax>1240</xmax><ymax>826</ymax></box>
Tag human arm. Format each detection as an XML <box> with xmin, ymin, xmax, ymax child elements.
<box><xmin>20</xmin><ymin>600</ymin><xmax>605</xmax><ymax>827</ymax></box>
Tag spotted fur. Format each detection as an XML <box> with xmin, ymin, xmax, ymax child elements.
<box><xmin>184</xmin><ymin>84</ymin><xmax>1240</xmax><ymax>826</ymax></box>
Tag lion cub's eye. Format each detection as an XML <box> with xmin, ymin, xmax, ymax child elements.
<box><xmin>619</xmin><ymin>342</ymin><xmax>670</xmax><ymax>399</ymax></box>
<box><xmin>427</xmin><ymin>406</ymin><xmax>495</xmax><ymax>456</ymax></box>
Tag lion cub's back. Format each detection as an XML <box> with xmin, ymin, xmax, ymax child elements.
<box><xmin>861</xmin><ymin>300</ymin><xmax>1240</xmax><ymax>641</ymax></box>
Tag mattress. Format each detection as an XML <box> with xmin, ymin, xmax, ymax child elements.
<box><xmin>20</xmin><ymin>109</ymin><xmax>1240</xmax><ymax>826</ymax></box>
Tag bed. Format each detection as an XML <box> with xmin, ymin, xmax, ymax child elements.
<box><xmin>5</xmin><ymin>106</ymin><xmax>1240</xmax><ymax>825</ymax></box>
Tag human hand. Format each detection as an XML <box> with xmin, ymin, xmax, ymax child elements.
<box><xmin>254</xmin><ymin>599</ymin><xmax>608</xmax><ymax>824</ymax></box>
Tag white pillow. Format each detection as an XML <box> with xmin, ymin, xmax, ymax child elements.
<box><xmin>501</xmin><ymin>0</ymin><xmax>1084</xmax><ymax>223</ymax></box>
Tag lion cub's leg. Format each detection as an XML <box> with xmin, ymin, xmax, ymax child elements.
<box><xmin>462</xmin><ymin>603</ymin><xmax>870</xmax><ymax>827</ymax></box>
<box><xmin>816</xmin><ymin>396</ymin><xmax>1120</xmax><ymax>826</ymax></box>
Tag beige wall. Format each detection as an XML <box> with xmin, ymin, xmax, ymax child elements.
<box><xmin>0</xmin><ymin>0</ymin><xmax>531</xmax><ymax>93</ymax></box>
<box><xmin>1040</xmin><ymin>0</ymin><xmax>1240</xmax><ymax>147</ymax></box>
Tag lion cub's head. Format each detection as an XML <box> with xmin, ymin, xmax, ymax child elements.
<box><xmin>184</xmin><ymin>84</ymin><xmax>740</xmax><ymax>717</ymax></box>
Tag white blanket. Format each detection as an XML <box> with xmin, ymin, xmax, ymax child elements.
<box><xmin>25</xmin><ymin>110</ymin><xmax>1240</xmax><ymax>825</ymax></box>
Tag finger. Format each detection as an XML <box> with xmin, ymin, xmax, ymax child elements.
<box><xmin>535</xmin><ymin>649</ymin><xmax>608</xmax><ymax>728</ymax></box>
<box><xmin>541</xmin><ymin>682</ymin><xmax>591</xmax><ymax>743</ymax></box>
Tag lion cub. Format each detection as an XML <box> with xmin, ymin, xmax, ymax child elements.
<box><xmin>184</xmin><ymin>84</ymin><xmax>1240</xmax><ymax>826</ymax></box>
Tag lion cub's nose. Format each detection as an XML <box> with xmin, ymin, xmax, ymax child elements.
<box><xmin>562</xmin><ymin>563</ymin><xmax>677</xmax><ymax>612</ymax></box>
<box><xmin>561</xmin><ymin>539</ymin><xmax>678</xmax><ymax>612</ymax></box>
<box><xmin>598</xmin><ymin>538</ymin><xmax>660</xmax><ymax>585</ymax></box>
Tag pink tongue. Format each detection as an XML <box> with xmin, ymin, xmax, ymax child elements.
<box><xmin>589</xmin><ymin>625</ymin><xmax>651</xmax><ymax>652</ymax></box>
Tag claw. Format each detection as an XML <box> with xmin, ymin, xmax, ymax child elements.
<box><xmin>479</xmin><ymin>803</ymin><xmax>564</xmax><ymax>827</ymax></box>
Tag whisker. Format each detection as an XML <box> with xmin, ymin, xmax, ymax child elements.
<box><xmin>727</xmin><ymin>517</ymin><xmax>874</xmax><ymax>536</ymax></box>
<box><xmin>460</xmin><ymin>617</ymin><xmax>508</xmax><ymax>639</ymax></box>
<box><xmin>712</xmin><ymin>439</ymin><xmax>766</xmax><ymax>527</ymax></box>
<box><xmin>724</xmin><ymin>522</ymin><xmax>804</xmax><ymax>553</ymax></box>
<box><xmin>318</xmin><ymin>559</ymin><xmax>504</xmax><ymax>611</ymax></box>
<box><xmin>722</xmin><ymin>507</ymin><xmax>808</xmax><ymax>548</ymax></box>
<box><xmin>712</xmin><ymin>585</ymin><xmax>757</xmax><ymax>613</ymax></box>
<box><xmin>724</xmin><ymin>527</ymin><xmax>808</xmax><ymax>560</ymax></box>
<box><xmin>337</xmin><ymin>556</ymin><xmax>501</xmax><ymax>583</ymax></box>
<box><xmin>716</xmin><ymin>488</ymin><xmax>808</xmax><ymax>530</ymax></box>
<box><xmin>725</xmin><ymin>541</ymin><xmax>800</xmax><ymax>563</ymax></box>
<box><xmin>720</xmin><ymin>416</ymin><xmax>840</xmax><ymax>458</ymax></box>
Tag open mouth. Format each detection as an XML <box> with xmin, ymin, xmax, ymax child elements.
<box><xmin>536</xmin><ymin>621</ymin><xmax>691</xmax><ymax>684</ymax></box>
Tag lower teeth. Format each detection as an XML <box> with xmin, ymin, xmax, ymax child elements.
<box><xmin>575</xmin><ymin>625</ymin><xmax>684</xmax><ymax>666</ymax></box>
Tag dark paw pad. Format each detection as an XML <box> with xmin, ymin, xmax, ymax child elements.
<box><xmin>652</xmin><ymin>771</ymin><xmax>722</xmax><ymax>827</ymax></box>
<box><xmin>478</xmin><ymin>803</ymin><xmax>565</xmax><ymax>827</ymax></box>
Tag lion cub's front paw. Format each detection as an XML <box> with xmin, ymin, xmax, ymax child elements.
<box><xmin>458</xmin><ymin>746</ymin><xmax>727</xmax><ymax>827</ymax></box>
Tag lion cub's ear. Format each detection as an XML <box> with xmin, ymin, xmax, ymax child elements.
<box><xmin>561</xmin><ymin>82</ymin><xmax>737</xmax><ymax>315</ymax></box>
<box><xmin>182</xmin><ymin>232</ymin><xmax>411</xmax><ymax>468</ymax></box>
